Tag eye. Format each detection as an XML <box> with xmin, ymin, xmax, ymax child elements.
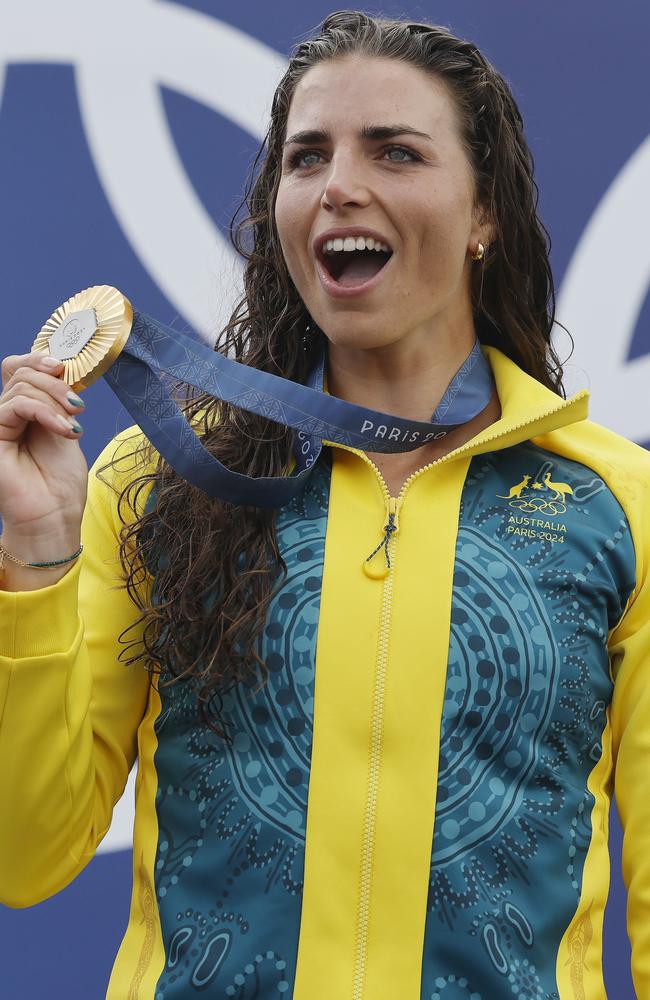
<box><xmin>287</xmin><ymin>148</ymin><xmax>323</xmax><ymax>169</ymax></box>
<box><xmin>383</xmin><ymin>144</ymin><xmax>420</xmax><ymax>162</ymax></box>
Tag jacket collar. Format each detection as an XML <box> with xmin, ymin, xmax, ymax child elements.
<box><xmin>322</xmin><ymin>345</ymin><xmax>589</xmax><ymax>463</ymax></box>
<box><xmin>460</xmin><ymin>346</ymin><xmax>589</xmax><ymax>458</ymax></box>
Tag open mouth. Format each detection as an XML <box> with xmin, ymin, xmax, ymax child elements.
<box><xmin>321</xmin><ymin>244</ymin><xmax>393</xmax><ymax>288</ymax></box>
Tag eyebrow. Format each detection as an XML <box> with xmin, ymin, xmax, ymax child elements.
<box><xmin>283</xmin><ymin>124</ymin><xmax>433</xmax><ymax>146</ymax></box>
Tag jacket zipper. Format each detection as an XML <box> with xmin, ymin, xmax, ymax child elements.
<box><xmin>339</xmin><ymin>391</ymin><xmax>587</xmax><ymax>999</ymax></box>
<box><xmin>352</xmin><ymin>491</ymin><xmax>397</xmax><ymax>1000</ymax></box>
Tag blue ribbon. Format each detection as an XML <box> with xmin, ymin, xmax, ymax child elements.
<box><xmin>102</xmin><ymin>312</ymin><xmax>494</xmax><ymax>507</ymax></box>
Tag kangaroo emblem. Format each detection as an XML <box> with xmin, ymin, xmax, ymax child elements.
<box><xmin>497</xmin><ymin>474</ymin><xmax>531</xmax><ymax>500</ymax></box>
<box><xmin>543</xmin><ymin>471</ymin><xmax>574</xmax><ymax>502</ymax></box>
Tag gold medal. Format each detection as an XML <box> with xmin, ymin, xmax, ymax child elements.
<box><xmin>31</xmin><ymin>285</ymin><xmax>133</xmax><ymax>392</ymax></box>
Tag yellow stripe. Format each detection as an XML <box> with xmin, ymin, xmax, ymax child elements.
<box><xmin>107</xmin><ymin>681</ymin><xmax>166</xmax><ymax>1000</ymax></box>
<box><xmin>555</xmin><ymin>708</ymin><xmax>613</xmax><ymax>999</ymax></box>
<box><xmin>294</xmin><ymin>447</ymin><xmax>469</xmax><ymax>998</ymax></box>
<box><xmin>365</xmin><ymin>459</ymin><xmax>470</xmax><ymax>995</ymax></box>
<box><xmin>293</xmin><ymin>448</ymin><xmax>385</xmax><ymax>996</ymax></box>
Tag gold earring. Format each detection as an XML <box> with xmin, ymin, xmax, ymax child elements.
<box><xmin>471</xmin><ymin>242</ymin><xmax>485</xmax><ymax>261</ymax></box>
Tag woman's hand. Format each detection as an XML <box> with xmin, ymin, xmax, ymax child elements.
<box><xmin>0</xmin><ymin>352</ymin><xmax>89</xmax><ymax>584</ymax></box>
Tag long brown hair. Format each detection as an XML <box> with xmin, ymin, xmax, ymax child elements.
<box><xmin>103</xmin><ymin>11</ymin><xmax>569</xmax><ymax>740</ymax></box>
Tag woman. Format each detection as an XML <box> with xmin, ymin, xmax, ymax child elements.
<box><xmin>0</xmin><ymin>11</ymin><xmax>648</xmax><ymax>999</ymax></box>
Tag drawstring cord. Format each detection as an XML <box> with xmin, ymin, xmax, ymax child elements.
<box><xmin>365</xmin><ymin>512</ymin><xmax>398</xmax><ymax>570</ymax></box>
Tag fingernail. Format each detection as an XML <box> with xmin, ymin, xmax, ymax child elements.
<box><xmin>57</xmin><ymin>415</ymin><xmax>83</xmax><ymax>433</ymax></box>
<box><xmin>66</xmin><ymin>393</ymin><xmax>85</xmax><ymax>409</ymax></box>
<box><xmin>42</xmin><ymin>356</ymin><xmax>63</xmax><ymax>368</ymax></box>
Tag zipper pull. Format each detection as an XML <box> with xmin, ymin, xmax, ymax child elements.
<box><xmin>364</xmin><ymin>497</ymin><xmax>399</xmax><ymax>579</ymax></box>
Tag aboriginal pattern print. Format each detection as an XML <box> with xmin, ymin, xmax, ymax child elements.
<box><xmin>421</xmin><ymin>443</ymin><xmax>635</xmax><ymax>1000</ymax></box>
<box><xmin>151</xmin><ymin>456</ymin><xmax>332</xmax><ymax>998</ymax></box>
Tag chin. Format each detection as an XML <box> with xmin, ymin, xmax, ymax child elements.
<box><xmin>321</xmin><ymin>329</ymin><xmax>397</xmax><ymax>353</ymax></box>
<box><xmin>315</xmin><ymin>314</ymin><xmax>400</xmax><ymax>352</ymax></box>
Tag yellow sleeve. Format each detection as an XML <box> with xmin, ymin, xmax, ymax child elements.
<box><xmin>0</xmin><ymin>428</ymin><xmax>155</xmax><ymax>907</ymax></box>
<box><xmin>608</xmin><ymin>469</ymin><xmax>650</xmax><ymax>993</ymax></box>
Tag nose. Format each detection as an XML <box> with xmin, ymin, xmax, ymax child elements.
<box><xmin>320</xmin><ymin>150</ymin><xmax>372</xmax><ymax>212</ymax></box>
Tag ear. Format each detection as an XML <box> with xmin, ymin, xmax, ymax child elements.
<box><xmin>471</xmin><ymin>201</ymin><xmax>497</xmax><ymax>249</ymax></box>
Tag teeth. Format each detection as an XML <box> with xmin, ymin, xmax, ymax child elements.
<box><xmin>323</xmin><ymin>236</ymin><xmax>391</xmax><ymax>253</ymax></box>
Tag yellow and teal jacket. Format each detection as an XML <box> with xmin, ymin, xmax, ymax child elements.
<box><xmin>1</xmin><ymin>347</ymin><xmax>650</xmax><ymax>1000</ymax></box>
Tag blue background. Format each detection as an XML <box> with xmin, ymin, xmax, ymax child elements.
<box><xmin>1</xmin><ymin>2</ymin><xmax>648</xmax><ymax>997</ymax></box>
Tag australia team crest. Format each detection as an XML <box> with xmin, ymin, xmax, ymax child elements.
<box><xmin>497</xmin><ymin>469</ymin><xmax>574</xmax><ymax>546</ymax></box>
<box><xmin>497</xmin><ymin>471</ymin><xmax>574</xmax><ymax>515</ymax></box>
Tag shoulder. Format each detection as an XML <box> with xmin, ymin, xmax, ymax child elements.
<box><xmin>90</xmin><ymin>423</ymin><xmax>157</xmax><ymax>483</ymax></box>
<box><xmin>578</xmin><ymin>418</ymin><xmax>650</xmax><ymax>470</ymax></box>
<box><xmin>86</xmin><ymin>406</ymin><xmax>214</xmax><ymax>520</ymax></box>
<box><xmin>534</xmin><ymin>417</ymin><xmax>650</xmax><ymax>508</ymax></box>
<box><xmin>534</xmin><ymin>417</ymin><xmax>650</xmax><ymax>599</ymax></box>
<box><xmin>87</xmin><ymin>424</ymin><xmax>159</xmax><ymax>525</ymax></box>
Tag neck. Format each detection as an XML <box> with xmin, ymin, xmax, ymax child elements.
<box><xmin>323</xmin><ymin>324</ymin><xmax>501</xmax><ymax>488</ymax></box>
<box><xmin>325</xmin><ymin>325</ymin><xmax>478</xmax><ymax>422</ymax></box>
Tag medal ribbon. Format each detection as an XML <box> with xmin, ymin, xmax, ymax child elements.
<box><xmin>103</xmin><ymin>312</ymin><xmax>494</xmax><ymax>507</ymax></box>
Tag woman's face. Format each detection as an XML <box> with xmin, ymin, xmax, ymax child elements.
<box><xmin>274</xmin><ymin>55</ymin><xmax>492</xmax><ymax>353</ymax></box>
